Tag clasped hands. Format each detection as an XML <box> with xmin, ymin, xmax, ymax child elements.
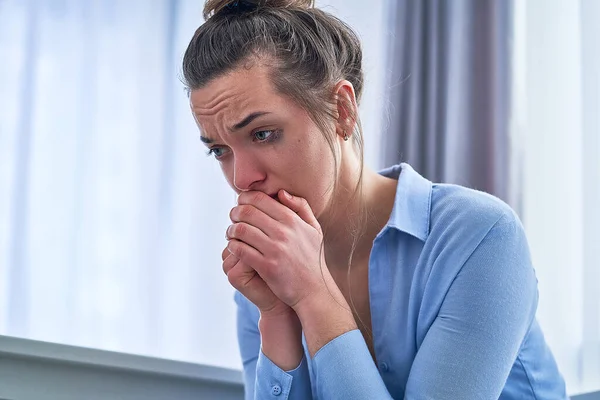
<box><xmin>222</xmin><ymin>190</ymin><xmax>332</xmax><ymax>318</ymax></box>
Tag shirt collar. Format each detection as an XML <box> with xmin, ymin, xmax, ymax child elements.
<box><xmin>378</xmin><ymin>163</ymin><xmax>432</xmax><ymax>241</ymax></box>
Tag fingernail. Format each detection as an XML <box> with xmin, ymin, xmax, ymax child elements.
<box><xmin>283</xmin><ymin>190</ymin><xmax>292</xmax><ymax>200</ymax></box>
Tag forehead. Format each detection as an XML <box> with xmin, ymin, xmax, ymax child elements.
<box><xmin>190</xmin><ymin>64</ymin><xmax>277</xmax><ymax>119</ymax></box>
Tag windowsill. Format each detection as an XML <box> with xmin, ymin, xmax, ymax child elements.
<box><xmin>0</xmin><ymin>334</ymin><xmax>243</xmax><ymax>386</ymax></box>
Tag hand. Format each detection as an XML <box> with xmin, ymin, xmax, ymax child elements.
<box><xmin>226</xmin><ymin>190</ymin><xmax>331</xmax><ymax>311</ymax></box>
<box><xmin>222</xmin><ymin>247</ymin><xmax>305</xmax><ymax>371</ymax></box>
<box><xmin>221</xmin><ymin>246</ymin><xmax>291</xmax><ymax>317</ymax></box>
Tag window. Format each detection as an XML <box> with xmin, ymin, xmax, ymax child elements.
<box><xmin>512</xmin><ymin>0</ymin><xmax>600</xmax><ymax>394</ymax></box>
<box><xmin>0</xmin><ymin>0</ymin><xmax>386</xmax><ymax>371</ymax></box>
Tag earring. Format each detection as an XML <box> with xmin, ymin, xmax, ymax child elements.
<box><xmin>343</xmin><ymin>130</ymin><xmax>349</xmax><ymax>141</ymax></box>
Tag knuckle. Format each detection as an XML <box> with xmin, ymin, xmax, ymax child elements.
<box><xmin>234</xmin><ymin>223</ymin><xmax>247</xmax><ymax>237</ymax></box>
<box><xmin>231</xmin><ymin>205</ymin><xmax>253</xmax><ymax>221</ymax></box>
<box><xmin>295</xmin><ymin>196</ymin><xmax>308</xmax><ymax>210</ymax></box>
<box><xmin>239</xmin><ymin>205</ymin><xmax>254</xmax><ymax>219</ymax></box>
<box><xmin>227</xmin><ymin>269</ymin><xmax>239</xmax><ymax>286</ymax></box>
<box><xmin>281</xmin><ymin>213</ymin><xmax>296</xmax><ymax>225</ymax></box>
<box><xmin>273</xmin><ymin>227</ymin><xmax>289</xmax><ymax>242</ymax></box>
<box><xmin>272</xmin><ymin>241</ymin><xmax>287</xmax><ymax>258</ymax></box>
<box><xmin>266</xmin><ymin>257</ymin><xmax>279</xmax><ymax>270</ymax></box>
<box><xmin>263</xmin><ymin>262</ymin><xmax>278</xmax><ymax>281</ymax></box>
<box><xmin>250</xmin><ymin>191</ymin><xmax>263</xmax><ymax>204</ymax></box>
<box><xmin>234</xmin><ymin>243</ymin><xmax>245</xmax><ymax>259</ymax></box>
<box><xmin>222</xmin><ymin>253</ymin><xmax>238</xmax><ymax>273</ymax></box>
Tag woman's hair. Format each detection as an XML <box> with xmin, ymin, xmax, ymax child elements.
<box><xmin>182</xmin><ymin>0</ymin><xmax>370</xmax><ymax>336</ymax></box>
<box><xmin>182</xmin><ymin>0</ymin><xmax>365</xmax><ymax>166</ymax></box>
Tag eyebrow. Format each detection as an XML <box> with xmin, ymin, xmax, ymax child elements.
<box><xmin>230</xmin><ymin>111</ymin><xmax>271</xmax><ymax>131</ymax></box>
<box><xmin>200</xmin><ymin>111</ymin><xmax>271</xmax><ymax>144</ymax></box>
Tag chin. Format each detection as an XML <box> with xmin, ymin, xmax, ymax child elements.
<box><xmin>307</xmin><ymin>198</ymin><xmax>328</xmax><ymax>221</ymax></box>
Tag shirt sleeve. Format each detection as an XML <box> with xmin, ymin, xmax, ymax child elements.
<box><xmin>311</xmin><ymin>329</ymin><xmax>394</xmax><ymax>399</ymax></box>
<box><xmin>405</xmin><ymin>212</ymin><xmax>539</xmax><ymax>399</ymax></box>
<box><xmin>234</xmin><ymin>292</ymin><xmax>313</xmax><ymax>400</ymax></box>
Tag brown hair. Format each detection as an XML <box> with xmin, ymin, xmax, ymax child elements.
<box><xmin>182</xmin><ymin>0</ymin><xmax>365</xmax><ymax>161</ymax></box>
<box><xmin>182</xmin><ymin>0</ymin><xmax>369</xmax><ymax>335</ymax></box>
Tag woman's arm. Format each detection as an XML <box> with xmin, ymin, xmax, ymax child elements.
<box><xmin>292</xmin><ymin>290</ymin><xmax>394</xmax><ymax>400</ymax></box>
<box><xmin>258</xmin><ymin>307</ymin><xmax>303</xmax><ymax>371</ymax></box>
<box><xmin>228</xmin><ymin>191</ymin><xmax>393</xmax><ymax>399</ymax></box>
<box><xmin>234</xmin><ymin>291</ymin><xmax>261</xmax><ymax>399</ymax></box>
<box><xmin>287</xmin><ymin>212</ymin><xmax>552</xmax><ymax>400</ymax></box>
<box><xmin>293</xmin><ymin>272</ymin><xmax>357</xmax><ymax>357</ymax></box>
<box><xmin>234</xmin><ymin>291</ymin><xmax>313</xmax><ymax>400</ymax></box>
<box><xmin>404</xmin><ymin>213</ymin><xmax>555</xmax><ymax>398</ymax></box>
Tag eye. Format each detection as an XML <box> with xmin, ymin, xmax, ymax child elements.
<box><xmin>206</xmin><ymin>147</ymin><xmax>229</xmax><ymax>159</ymax></box>
<box><xmin>253</xmin><ymin>130</ymin><xmax>274</xmax><ymax>142</ymax></box>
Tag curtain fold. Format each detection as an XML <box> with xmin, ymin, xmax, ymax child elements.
<box><xmin>382</xmin><ymin>0</ymin><xmax>514</xmax><ymax>203</ymax></box>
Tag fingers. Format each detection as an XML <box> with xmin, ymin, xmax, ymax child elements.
<box><xmin>222</xmin><ymin>251</ymin><xmax>239</xmax><ymax>275</ymax></box>
<box><xmin>226</xmin><ymin>222</ymin><xmax>271</xmax><ymax>255</ymax></box>
<box><xmin>222</xmin><ymin>253</ymin><xmax>259</xmax><ymax>292</ymax></box>
<box><xmin>276</xmin><ymin>189</ymin><xmax>320</xmax><ymax>231</ymax></box>
<box><xmin>226</xmin><ymin>260</ymin><xmax>261</xmax><ymax>289</ymax></box>
<box><xmin>222</xmin><ymin>246</ymin><xmax>231</xmax><ymax>262</ymax></box>
<box><xmin>236</xmin><ymin>191</ymin><xmax>293</xmax><ymax>222</ymax></box>
<box><xmin>227</xmin><ymin>238</ymin><xmax>264</xmax><ymax>271</ymax></box>
<box><xmin>230</xmin><ymin>204</ymin><xmax>287</xmax><ymax>239</ymax></box>
<box><xmin>235</xmin><ymin>191</ymin><xmax>321</xmax><ymax>232</ymax></box>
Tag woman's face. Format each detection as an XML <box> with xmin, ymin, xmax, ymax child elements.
<box><xmin>190</xmin><ymin>64</ymin><xmax>339</xmax><ymax>219</ymax></box>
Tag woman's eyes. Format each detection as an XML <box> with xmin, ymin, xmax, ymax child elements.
<box><xmin>253</xmin><ymin>129</ymin><xmax>278</xmax><ymax>142</ymax></box>
<box><xmin>206</xmin><ymin>147</ymin><xmax>229</xmax><ymax>159</ymax></box>
<box><xmin>206</xmin><ymin>129</ymin><xmax>281</xmax><ymax>160</ymax></box>
<box><xmin>212</xmin><ymin>148</ymin><xmax>226</xmax><ymax>157</ymax></box>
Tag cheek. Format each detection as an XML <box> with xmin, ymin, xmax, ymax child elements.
<box><xmin>288</xmin><ymin>140</ymin><xmax>337</xmax><ymax>217</ymax></box>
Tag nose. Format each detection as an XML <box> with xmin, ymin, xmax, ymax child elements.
<box><xmin>232</xmin><ymin>155</ymin><xmax>265</xmax><ymax>192</ymax></box>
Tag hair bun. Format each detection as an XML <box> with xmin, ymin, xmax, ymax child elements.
<box><xmin>203</xmin><ymin>0</ymin><xmax>314</xmax><ymax>20</ymax></box>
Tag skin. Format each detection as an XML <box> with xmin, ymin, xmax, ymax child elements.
<box><xmin>190</xmin><ymin>61</ymin><xmax>398</xmax><ymax>369</ymax></box>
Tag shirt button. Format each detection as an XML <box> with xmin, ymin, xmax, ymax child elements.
<box><xmin>380</xmin><ymin>362</ymin><xmax>389</xmax><ymax>372</ymax></box>
<box><xmin>271</xmin><ymin>384</ymin><xmax>282</xmax><ymax>396</ymax></box>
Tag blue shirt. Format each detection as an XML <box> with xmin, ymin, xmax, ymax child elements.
<box><xmin>234</xmin><ymin>163</ymin><xmax>567</xmax><ymax>399</ymax></box>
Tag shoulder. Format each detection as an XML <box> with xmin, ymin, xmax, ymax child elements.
<box><xmin>421</xmin><ymin>183</ymin><xmax>531</xmax><ymax>288</ymax></box>
<box><xmin>416</xmin><ymin>184</ymin><xmax>537</xmax><ymax>324</ymax></box>
<box><xmin>430</xmin><ymin>182</ymin><xmax>517</xmax><ymax>232</ymax></box>
<box><xmin>428</xmin><ymin>183</ymin><xmax>523</xmax><ymax>251</ymax></box>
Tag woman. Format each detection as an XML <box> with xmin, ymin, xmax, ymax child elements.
<box><xmin>183</xmin><ymin>0</ymin><xmax>567</xmax><ymax>398</ymax></box>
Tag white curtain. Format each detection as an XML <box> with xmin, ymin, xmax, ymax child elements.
<box><xmin>512</xmin><ymin>0</ymin><xmax>600</xmax><ymax>395</ymax></box>
<box><xmin>0</xmin><ymin>0</ymin><xmax>385</xmax><ymax>370</ymax></box>
<box><xmin>0</xmin><ymin>0</ymin><xmax>239</xmax><ymax>369</ymax></box>
<box><xmin>3</xmin><ymin>0</ymin><xmax>597</xmax><ymax>394</ymax></box>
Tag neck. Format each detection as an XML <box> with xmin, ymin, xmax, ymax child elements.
<box><xmin>318</xmin><ymin>164</ymin><xmax>397</xmax><ymax>272</ymax></box>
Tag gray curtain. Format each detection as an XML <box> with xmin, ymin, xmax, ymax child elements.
<box><xmin>382</xmin><ymin>0</ymin><xmax>513</xmax><ymax>203</ymax></box>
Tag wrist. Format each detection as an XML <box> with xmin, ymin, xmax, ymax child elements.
<box><xmin>259</xmin><ymin>308</ymin><xmax>304</xmax><ymax>371</ymax></box>
<box><xmin>259</xmin><ymin>306</ymin><xmax>302</xmax><ymax>334</ymax></box>
<box><xmin>293</xmin><ymin>288</ymin><xmax>357</xmax><ymax>357</ymax></box>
